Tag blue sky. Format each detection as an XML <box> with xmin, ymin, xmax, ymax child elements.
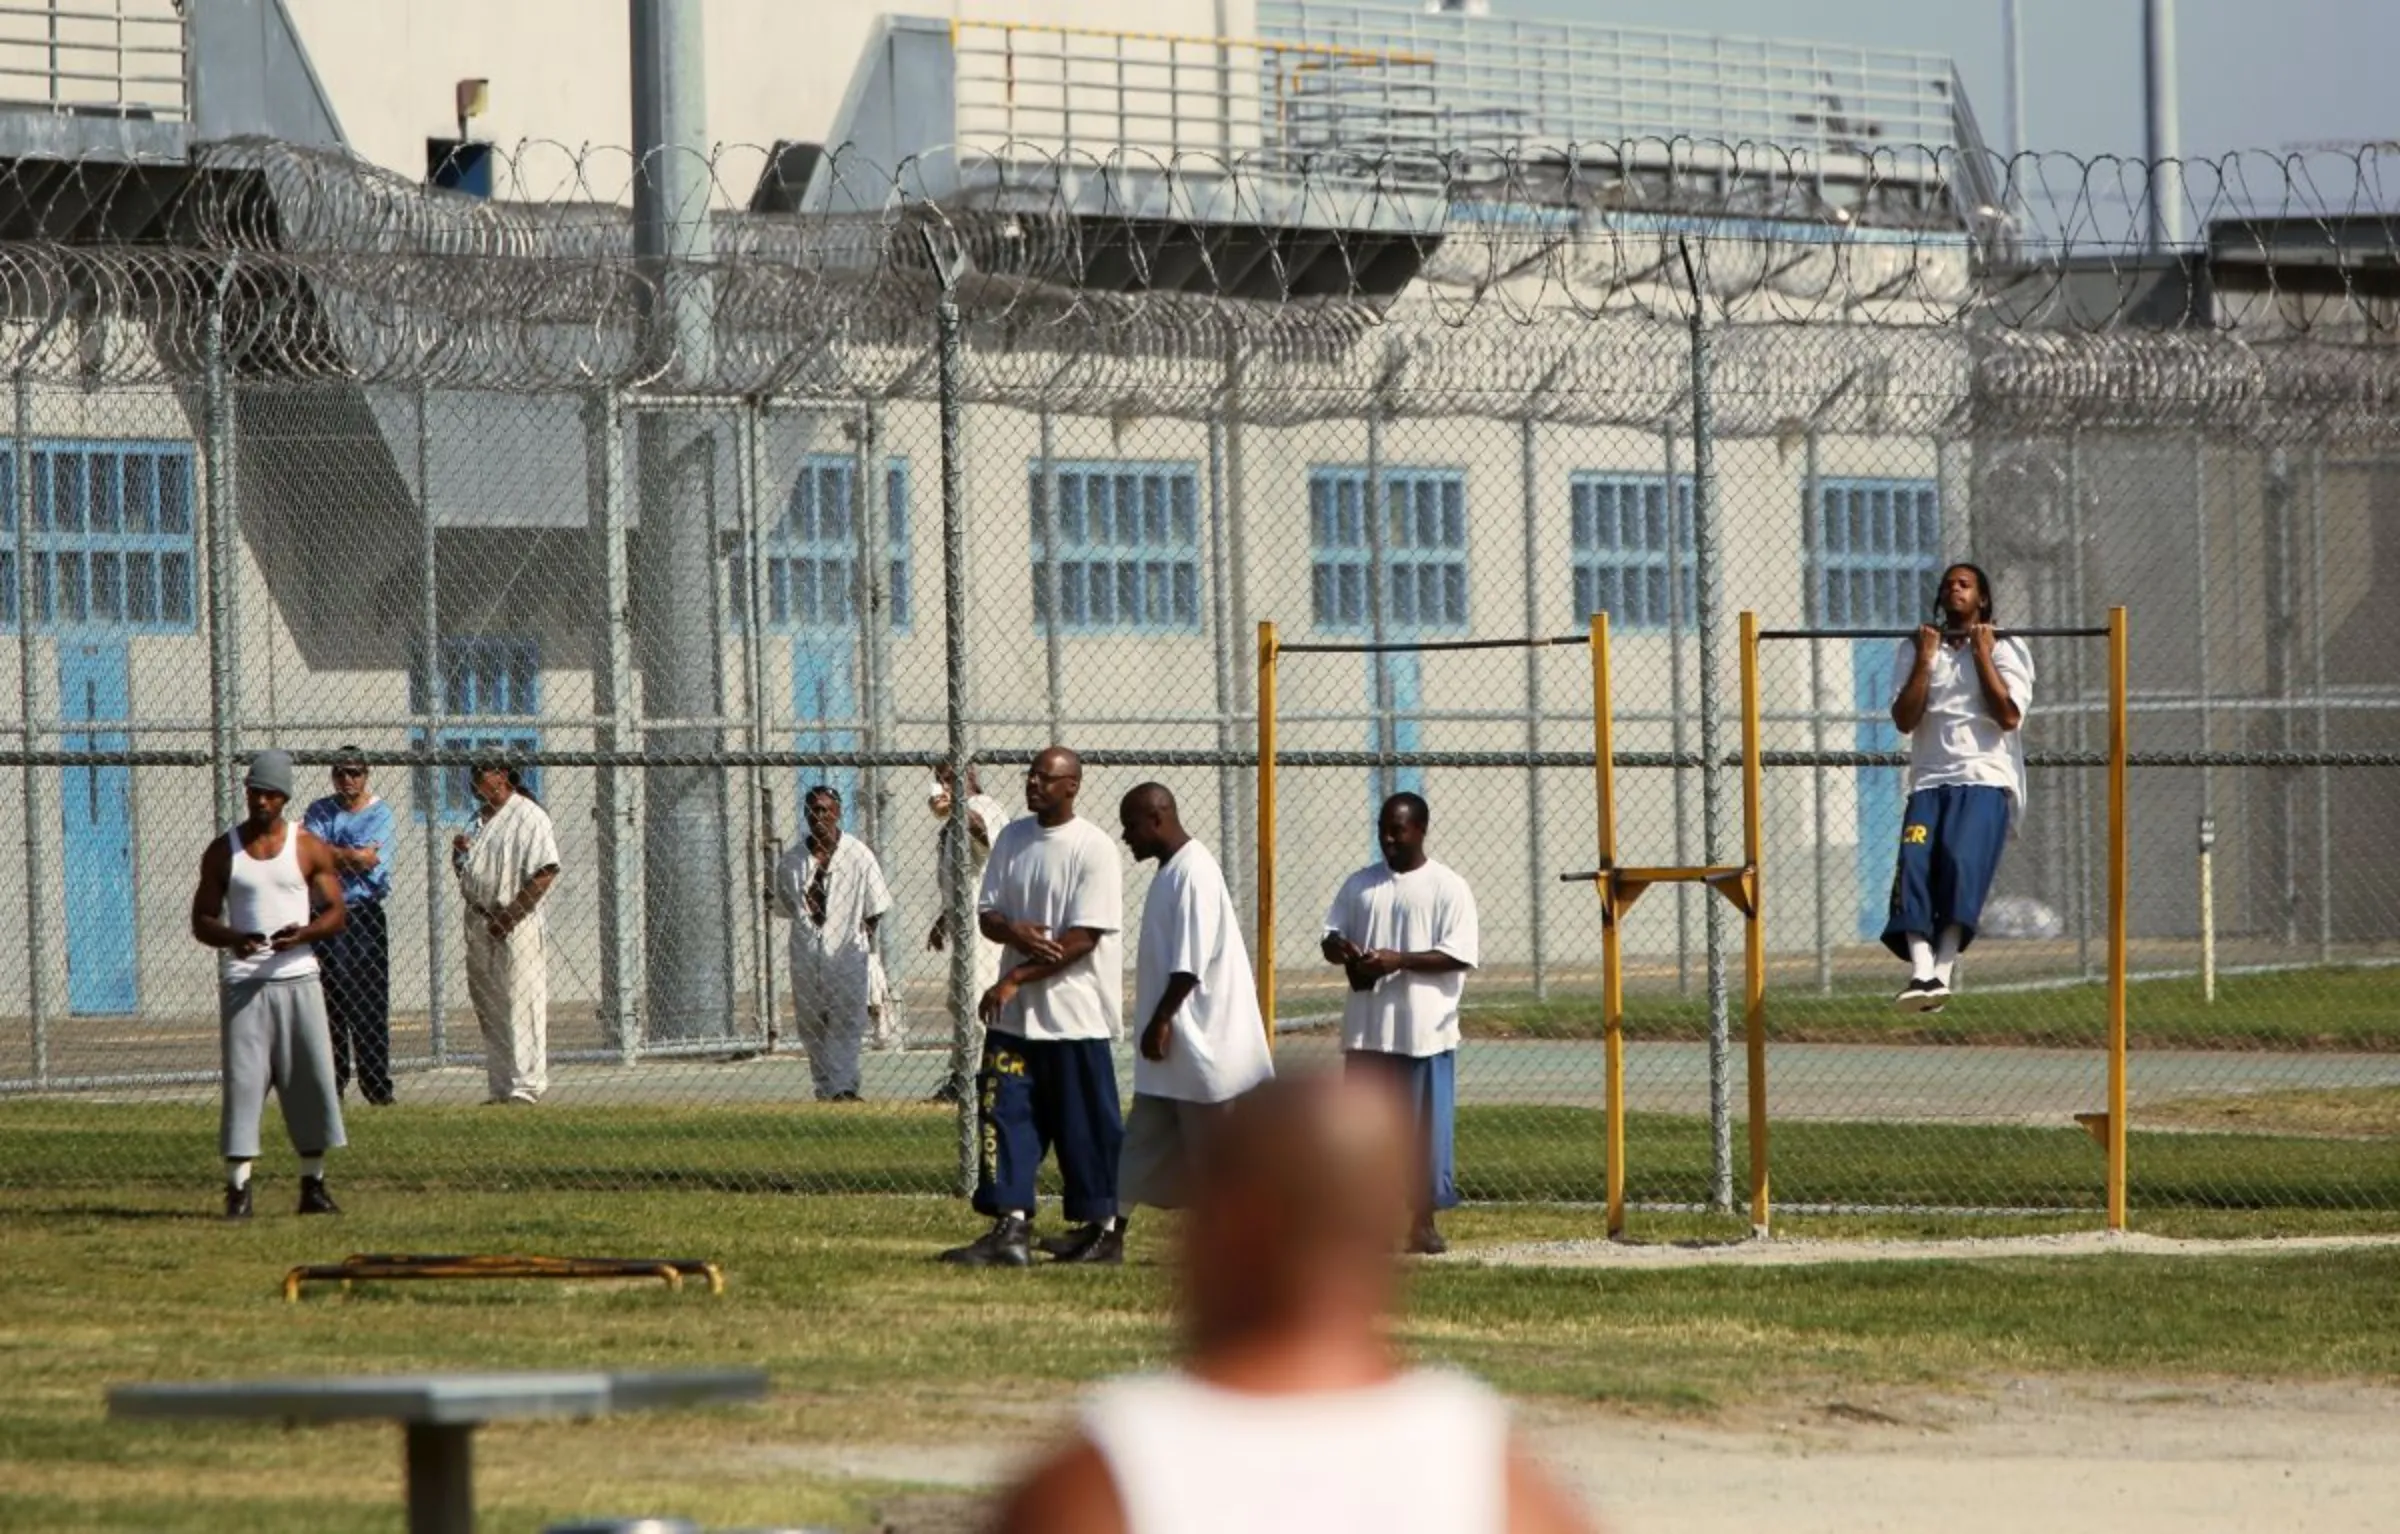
<box><xmin>1522</xmin><ymin>0</ymin><xmax>2396</xmax><ymax>160</ymax></box>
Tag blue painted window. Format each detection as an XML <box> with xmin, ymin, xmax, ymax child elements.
<box><xmin>1808</xmin><ymin>478</ymin><xmax>1942</xmax><ymax>626</ymax></box>
<box><xmin>1570</xmin><ymin>473</ymin><xmax>1694</xmax><ymax>631</ymax></box>
<box><xmin>730</xmin><ymin>455</ymin><xmax>912</xmax><ymax>632</ymax></box>
<box><xmin>412</xmin><ymin>636</ymin><xmax>541</xmax><ymax>815</ymax></box>
<box><xmin>1308</xmin><ymin>467</ymin><xmax>1467</xmax><ymax>632</ymax></box>
<box><xmin>1029</xmin><ymin>461</ymin><xmax>1202</xmax><ymax>631</ymax></box>
<box><xmin>0</xmin><ymin>443</ymin><xmax>196</xmax><ymax>632</ymax></box>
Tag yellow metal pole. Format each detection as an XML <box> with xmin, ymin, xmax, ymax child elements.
<box><xmin>2106</xmin><ymin>606</ymin><xmax>2130</xmax><ymax>1230</ymax></box>
<box><xmin>1590</xmin><ymin>612</ymin><xmax>1625</xmax><ymax>1237</ymax></box>
<box><xmin>1739</xmin><ymin>611</ymin><xmax>1770</xmax><ymax>1237</ymax></box>
<box><xmin>1257</xmin><ymin>622</ymin><xmax>1279</xmax><ymax>1048</ymax></box>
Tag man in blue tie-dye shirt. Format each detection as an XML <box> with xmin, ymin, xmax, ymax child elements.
<box><xmin>304</xmin><ymin>745</ymin><xmax>397</xmax><ymax>1104</ymax></box>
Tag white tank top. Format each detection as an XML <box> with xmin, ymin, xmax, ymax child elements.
<box><xmin>221</xmin><ymin>824</ymin><xmax>318</xmax><ymax>983</ymax></box>
<box><xmin>1082</xmin><ymin>1368</ymin><xmax>1510</xmax><ymax>1534</ymax></box>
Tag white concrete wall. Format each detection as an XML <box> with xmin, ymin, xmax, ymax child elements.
<box><xmin>280</xmin><ymin>0</ymin><xmax>1247</xmax><ymax>192</ymax></box>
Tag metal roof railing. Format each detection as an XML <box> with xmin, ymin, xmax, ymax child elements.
<box><xmin>0</xmin><ymin>0</ymin><xmax>186</xmax><ymax>122</ymax></box>
<box><xmin>950</xmin><ymin>17</ymin><xmax>1452</xmax><ymax>186</ymax></box>
<box><xmin>1261</xmin><ymin>0</ymin><xmax>1966</xmax><ymax>177</ymax></box>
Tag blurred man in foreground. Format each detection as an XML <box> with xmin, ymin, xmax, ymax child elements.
<box><xmin>991</xmin><ymin>1072</ymin><xmax>1594</xmax><ymax>1534</ymax></box>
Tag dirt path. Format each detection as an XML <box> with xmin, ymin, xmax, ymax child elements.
<box><xmin>776</xmin><ymin>1374</ymin><xmax>2400</xmax><ymax>1534</ymax></box>
<box><xmin>1532</xmin><ymin>1378</ymin><xmax>2400</xmax><ymax>1534</ymax></box>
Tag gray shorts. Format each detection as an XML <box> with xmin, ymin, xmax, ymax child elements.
<box><xmin>220</xmin><ymin>975</ymin><xmax>347</xmax><ymax>1160</ymax></box>
<box><xmin>1117</xmin><ymin>1093</ymin><xmax>1232</xmax><ymax>1212</ymax></box>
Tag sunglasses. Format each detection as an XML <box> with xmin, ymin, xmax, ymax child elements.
<box><xmin>333</xmin><ymin>766</ymin><xmax>368</xmax><ymax>779</ymax></box>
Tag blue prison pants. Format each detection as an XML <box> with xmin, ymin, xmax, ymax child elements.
<box><xmin>972</xmin><ymin>1032</ymin><xmax>1124</xmax><ymax>1225</ymax></box>
<box><xmin>1880</xmin><ymin>784</ymin><xmax>2011</xmax><ymax>961</ymax></box>
<box><xmin>1345</xmin><ymin>1047</ymin><xmax>1462</xmax><ymax>1213</ymax></box>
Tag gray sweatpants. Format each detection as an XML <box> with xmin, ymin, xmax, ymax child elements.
<box><xmin>220</xmin><ymin>975</ymin><xmax>347</xmax><ymax>1160</ymax></box>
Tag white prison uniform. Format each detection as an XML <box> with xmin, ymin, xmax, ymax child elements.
<box><xmin>1888</xmin><ymin>635</ymin><xmax>2037</xmax><ymax>832</ymax></box>
<box><xmin>456</xmin><ymin>792</ymin><xmax>561</xmax><ymax>1103</ymax></box>
<box><xmin>937</xmin><ymin>792</ymin><xmax>1013</xmax><ymax>998</ymax></box>
<box><xmin>977</xmin><ymin>814</ymin><xmax>1123</xmax><ymax>1041</ymax></box>
<box><xmin>1132</xmin><ymin>839</ymin><xmax>1271</xmax><ymax>1105</ymax></box>
<box><xmin>220</xmin><ymin>823</ymin><xmax>319</xmax><ymax>984</ymax></box>
<box><xmin>773</xmin><ymin>834</ymin><xmax>893</xmax><ymax>1098</ymax></box>
<box><xmin>1082</xmin><ymin>1368</ymin><xmax>1510</xmax><ymax>1534</ymax></box>
<box><xmin>1322</xmin><ymin>859</ymin><xmax>1481</xmax><ymax>1058</ymax></box>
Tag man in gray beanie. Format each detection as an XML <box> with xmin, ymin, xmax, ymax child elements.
<box><xmin>187</xmin><ymin>749</ymin><xmax>352</xmax><ymax>1219</ymax></box>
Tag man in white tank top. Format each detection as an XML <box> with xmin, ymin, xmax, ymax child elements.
<box><xmin>187</xmin><ymin>749</ymin><xmax>353</xmax><ymax>1220</ymax></box>
<box><xmin>992</xmin><ymin>1074</ymin><xmax>1596</xmax><ymax>1534</ymax></box>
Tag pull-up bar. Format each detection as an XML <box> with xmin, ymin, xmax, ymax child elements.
<box><xmin>1276</xmin><ymin>634</ymin><xmax>1594</xmax><ymax>655</ymax></box>
<box><xmin>1755</xmin><ymin>625</ymin><xmax>2113</xmax><ymax>642</ymax></box>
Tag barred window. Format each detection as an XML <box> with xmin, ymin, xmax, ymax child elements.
<box><xmin>1808</xmin><ymin>479</ymin><xmax>1942</xmax><ymax>627</ymax></box>
<box><xmin>730</xmin><ymin>455</ymin><xmax>912</xmax><ymax>632</ymax></box>
<box><xmin>1029</xmin><ymin>461</ymin><xmax>1202</xmax><ymax>631</ymax></box>
<box><xmin>1570</xmin><ymin>474</ymin><xmax>1694</xmax><ymax>631</ymax></box>
<box><xmin>1309</xmin><ymin>467</ymin><xmax>1467</xmax><ymax>632</ymax></box>
<box><xmin>0</xmin><ymin>444</ymin><xmax>196</xmax><ymax>632</ymax></box>
<box><xmin>412</xmin><ymin>636</ymin><xmax>541</xmax><ymax>814</ymax></box>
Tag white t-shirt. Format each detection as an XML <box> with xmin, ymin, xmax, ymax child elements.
<box><xmin>1082</xmin><ymin>1368</ymin><xmax>1509</xmax><ymax>1534</ymax></box>
<box><xmin>977</xmin><ymin>814</ymin><xmax>1124</xmax><ymax>1042</ymax></box>
<box><xmin>1888</xmin><ymin>635</ymin><xmax>2036</xmax><ymax>831</ymax></box>
<box><xmin>1321</xmin><ymin>859</ymin><xmax>1480</xmax><ymax>1058</ymax></box>
<box><xmin>1132</xmin><ymin>839</ymin><xmax>1273</xmax><ymax>1104</ymax></box>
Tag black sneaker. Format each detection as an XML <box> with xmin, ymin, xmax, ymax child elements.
<box><xmin>1406</xmin><ymin>1219</ymin><xmax>1448</xmax><ymax>1257</ymax></box>
<box><xmin>1894</xmin><ymin>978</ymin><xmax>1949</xmax><ymax>1013</ymax></box>
<box><xmin>223</xmin><ymin>1184</ymin><xmax>253</xmax><ymax>1221</ymax></box>
<box><xmin>297</xmin><ymin>1177</ymin><xmax>341</xmax><ymax>1216</ymax></box>
<box><xmin>938</xmin><ymin>1215</ymin><xmax>1031</xmax><ymax>1267</ymax></box>
<box><xmin>1038</xmin><ymin>1222</ymin><xmax>1104</xmax><ymax>1260</ymax></box>
<box><xmin>926</xmin><ymin>1077</ymin><xmax>964</xmax><ymax>1105</ymax></box>
<box><xmin>1053</xmin><ymin>1223</ymin><xmax>1125</xmax><ymax>1266</ymax></box>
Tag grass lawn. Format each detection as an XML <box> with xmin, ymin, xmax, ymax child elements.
<box><xmin>3</xmin><ymin>1098</ymin><xmax>2397</xmax><ymax>1219</ymax></box>
<box><xmin>1459</xmin><ymin>964</ymin><xmax>2400</xmax><ymax>1050</ymax></box>
<box><xmin>3</xmin><ymin>1183</ymin><xmax>2399</xmax><ymax>1533</ymax></box>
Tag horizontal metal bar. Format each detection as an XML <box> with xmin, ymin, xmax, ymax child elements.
<box><xmin>1557</xmin><ymin>864</ymin><xmax>1746</xmax><ymax>884</ymax></box>
<box><xmin>6</xmin><ymin>749</ymin><xmax>2399</xmax><ymax>773</ymax></box>
<box><xmin>1279</xmin><ymin>633</ymin><xmax>1592</xmax><ymax>655</ymax></box>
<box><xmin>1755</xmin><ymin>626</ymin><xmax>2113</xmax><ymax>642</ymax></box>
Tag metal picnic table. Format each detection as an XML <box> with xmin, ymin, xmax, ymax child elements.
<box><xmin>107</xmin><ymin>1368</ymin><xmax>769</xmax><ymax>1534</ymax></box>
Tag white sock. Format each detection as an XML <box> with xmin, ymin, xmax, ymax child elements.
<box><xmin>1905</xmin><ymin>935</ymin><xmax>1935</xmax><ymax>982</ymax></box>
<box><xmin>1104</xmin><ymin>1216</ymin><xmax>1121</xmax><ymax>1232</ymax></box>
<box><xmin>1933</xmin><ymin>925</ymin><xmax>1965</xmax><ymax>986</ymax></box>
<box><xmin>299</xmin><ymin>1156</ymin><xmax>326</xmax><ymax>1180</ymax></box>
<box><xmin>1005</xmin><ymin>1210</ymin><xmax>1027</xmax><ymax>1223</ymax></box>
<box><xmin>226</xmin><ymin>1160</ymin><xmax>252</xmax><ymax>1191</ymax></box>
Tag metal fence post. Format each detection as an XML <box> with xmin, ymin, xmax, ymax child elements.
<box><xmin>1206</xmin><ymin>412</ymin><xmax>1239</xmax><ymax>892</ymax></box>
<box><xmin>925</xmin><ymin>228</ymin><xmax>978</xmax><ymax>1197</ymax></box>
<box><xmin>1038</xmin><ymin>409</ymin><xmax>1065</xmax><ymax>742</ymax></box>
<box><xmin>863</xmin><ymin>399</ymin><xmax>898</xmax><ymax>849</ymax></box>
<box><xmin>739</xmin><ymin>399</ymin><xmax>774</xmax><ymax>1041</ymax></box>
<box><xmin>2309</xmin><ymin>444</ymin><xmax>2331</xmax><ymax>960</ymax></box>
<box><xmin>1803</xmin><ymin>430</ymin><xmax>1829</xmax><ymax>995</ymax></box>
<box><xmin>1365</xmin><ymin>408</ymin><xmax>1391</xmax><ymax>805</ymax></box>
<box><xmin>415</xmin><ymin>385</ymin><xmax>448</xmax><ymax>1067</ymax></box>
<box><xmin>202</xmin><ymin>260</ymin><xmax>239</xmax><ymax>829</ymax></box>
<box><xmin>14</xmin><ymin>367</ymin><xmax>45</xmax><ymax>1086</ymax></box>
<box><xmin>589</xmin><ymin>390</ymin><xmax>640</xmax><ymax>1064</ymax></box>
<box><xmin>1682</xmin><ymin>240</ymin><xmax>1734</xmax><ymax>1213</ymax></box>
<box><xmin>1662</xmin><ymin>422</ymin><xmax>1693</xmax><ymax>994</ymax></box>
<box><xmin>1519</xmin><ymin>416</ymin><xmax>1547</xmax><ymax>1000</ymax></box>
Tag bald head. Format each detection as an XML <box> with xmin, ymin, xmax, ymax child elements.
<box><xmin>1118</xmin><ymin>782</ymin><xmax>1187</xmax><ymax>865</ymax></box>
<box><xmin>1026</xmin><ymin>745</ymin><xmax>1084</xmax><ymax>825</ymax></box>
<box><xmin>1183</xmin><ymin>1072</ymin><xmax>1417</xmax><ymax>1361</ymax></box>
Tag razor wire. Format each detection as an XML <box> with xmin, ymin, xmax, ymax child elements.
<box><xmin>0</xmin><ymin>139</ymin><xmax>2394</xmax><ymax>1226</ymax></box>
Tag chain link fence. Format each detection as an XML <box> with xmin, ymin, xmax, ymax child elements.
<box><xmin>1</xmin><ymin>139</ymin><xmax>2395</xmax><ymax>1225</ymax></box>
